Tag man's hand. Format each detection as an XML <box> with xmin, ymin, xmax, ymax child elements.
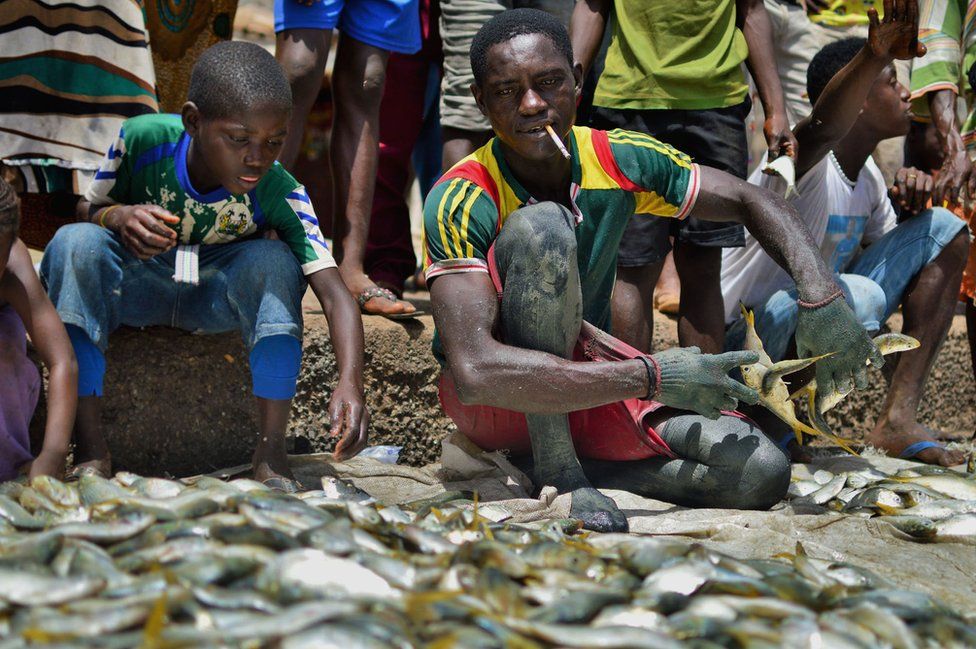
<box><xmin>652</xmin><ymin>348</ymin><xmax>761</xmax><ymax>419</ymax></box>
<box><xmin>866</xmin><ymin>0</ymin><xmax>925</xmax><ymax>61</ymax></box>
<box><xmin>328</xmin><ymin>379</ymin><xmax>369</xmax><ymax>461</ymax></box>
<box><xmin>27</xmin><ymin>448</ymin><xmax>67</xmax><ymax>480</ymax></box>
<box><xmin>103</xmin><ymin>204</ymin><xmax>179</xmax><ymax>260</ymax></box>
<box><xmin>764</xmin><ymin>112</ymin><xmax>798</xmax><ymax>162</ymax></box>
<box><xmin>795</xmin><ymin>297</ymin><xmax>884</xmax><ymax>400</ymax></box>
<box><xmin>890</xmin><ymin>166</ymin><xmax>934</xmax><ymax>215</ymax></box>
<box><xmin>933</xmin><ymin>148</ymin><xmax>973</xmax><ymax>207</ymax></box>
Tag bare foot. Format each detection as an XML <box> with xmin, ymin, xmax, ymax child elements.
<box><xmin>867</xmin><ymin>422</ymin><xmax>965</xmax><ymax>467</ymax></box>
<box><xmin>344</xmin><ymin>272</ymin><xmax>416</xmax><ymax>316</ymax></box>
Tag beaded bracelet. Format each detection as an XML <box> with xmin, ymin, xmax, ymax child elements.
<box><xmin>636</xmin><ymin>355</ymin><xmax>661</xmax><ymax>401</ymax></box>
<box><xmin>98</xmin><ymin>204</ymin><xmax>121</xmax><ymax>228</ymax></box>
<box><xmin>797</xmin><ymin>288</ymin><xmax>843</xmax><ymax>310</ymax></box>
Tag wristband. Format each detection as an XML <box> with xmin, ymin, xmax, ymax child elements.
<box><xmin>797</xmin><ymin>288</ymin><xmax>843</xmax><ymax>310</ymax></box>
<box><xmin>98</xmin><ymin>204</ymin><xmax>121</xmax><ymax>228</ymax></box>
<box><xmin>637</xmin><ymin>355</ymin><xmax>661</xmax><ymax>401</ymax></box>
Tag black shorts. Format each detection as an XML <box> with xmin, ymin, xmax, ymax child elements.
<box><xmin>589</xmin><ymin>100</ymin><xmax>751</xmax><ymax>267</ymax></box>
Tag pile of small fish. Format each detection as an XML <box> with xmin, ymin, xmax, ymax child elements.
<box><xmin>788</xmin><ymin>463</ymin><xmax>976</xmax><ymax>545</ymax></box>
<box><xmin>1</xmin><ymin>471</ymin><xmax>975</xmax><ymax>647</ymax></box>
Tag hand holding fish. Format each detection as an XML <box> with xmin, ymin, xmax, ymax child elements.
<box><xmin>794</xmin><ymin>294</ymin><xmax>884</xmax><ymax>416</ymax></box>
<box><xmin>650</xmin><ymin>347</ymin><xmax>760</xmax><ymax>420</ymax></box>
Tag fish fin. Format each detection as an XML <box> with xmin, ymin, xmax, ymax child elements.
<box><xmin>739</xmin><ymin>302</ymin><xmax>754</xmax><ymax>326</ymax></box>
<box><xmin>762</xmin><ymin>354</ymin><xmax>833</xmax><ymax>394</ymax></box>
<box><xmin>795</xmin><ymin>420</ymin><xmax>859</xmax><ymax>456</ymax></box>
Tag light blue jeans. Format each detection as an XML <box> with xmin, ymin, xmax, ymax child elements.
<box><xmin>41</xmin><ymin>223</ymin><xmax>305</xmax><ymax>353</ymax></box>
<box><xmin>726</xmin><ymin>208</ymin><xmax>966</xmax><ymax>360</ymax></box>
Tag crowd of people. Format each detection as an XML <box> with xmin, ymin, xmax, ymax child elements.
<box><xmin>1</xmin><ymin>0</ymin><xmax>974</xmax><ymax>532</ymax></box>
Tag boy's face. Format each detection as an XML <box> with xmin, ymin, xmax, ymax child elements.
<box><xmin>182</xmin><ymin>102</ymin><xmax>290</xmax><ymax>195</ymax></box>
<box><xmin>472</xmin><ymin>33</ymin><xmax>582</xmax><ymax>164</ymax></box>
<box><xmin>861</xmin><ymin>66</ymin><xmax>913</xmax><ymax>138</ymax></box>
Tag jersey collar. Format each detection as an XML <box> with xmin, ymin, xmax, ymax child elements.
<box><xmin>492</xmin><ymin>129</ymin><xmax>585</xmax><ymax>224</ymax></box>
<box><xmin>175</xmin><ymin>132</ymin><xmax>232</xmax><ymax>203</ymax></box>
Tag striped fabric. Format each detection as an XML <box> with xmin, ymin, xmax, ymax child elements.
<box><xmin>910</xmin><ymin>0</ymin><xmax>976</xmax><ymax>149</ymax></box>
<box><xmin>0</xmin><ymin>0</ymin><xmax>158</xmax><ymax>186</ymax></box>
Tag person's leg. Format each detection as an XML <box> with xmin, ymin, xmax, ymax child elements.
<box><xmin>329</xmin><ymin>35</ymin><xmax>415</xmax><ymax>315</ymax></box>
<box><xmin>438</xmin><ymin>0</ymin><xmax>504</xmax><ymax>170</ymax></box>
<box><xmin>180</xmin><ymin>239</ymin><xmax>307</xmax><ymax>485</ymax></box>
<box><xmin>673</xmin><ymin>243</ymin><xmax>727</xmax><ymax>353</ymax></box>
<box><xmin>670</xmin><ymin>102</ymin><xmax>751</xmax><ymax>353</ymax></box>
<box><xmin>848</xmin><ymin>209</ymin><xmax>969</xmax><ymax>465</ymax></box>
<box><xmin>493</xmin><ymin>202</ymin><xmax>627</xmax><ymax>532</ymax></box>
<box><xmin>364</xmin><ymin>51</ymin><xmax>428</xmax><ymax>297</ymax></box>
<box><xmin>40</xmin><ymin>223</ymin><xmax>175</xmax><ymax>475</ymax></box>
<box><xmin>611</xmin><ymin>262</ymin><xmax>664</xmax><ymax>353</ymax></box>
<box><xmin>653</xmin><ymin>251</ymin><xmax>680</xmax><ymax>315</ymax></box>
<box><xmin>581</xmin><ymin>410</ymin><xmax>790</xmax><ymax>510</ymax></box>
<box><xmin>274</xmin><ymin>26</ymin><xmax>335</xmax><ymax>170</ymax></box>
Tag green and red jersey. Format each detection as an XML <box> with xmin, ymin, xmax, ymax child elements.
<box><xmin>423</xmin><ymin>126</ymin><xmax>699</xmax><ymax>349</ymax></box>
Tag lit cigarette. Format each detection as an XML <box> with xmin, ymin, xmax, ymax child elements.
<box><xmin>545</xmin><ymin>124</ymin><xmax>570</xmax><ymax>159</ymax></box>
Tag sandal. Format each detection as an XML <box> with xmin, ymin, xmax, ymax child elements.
<box><xmin>357</xmin><ymin>286</ymin><xmax>424</xmax><ymax>320</ymax></box>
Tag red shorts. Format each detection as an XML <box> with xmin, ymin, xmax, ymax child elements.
<box><xmin>437</xmin><ymin>245</ymin><xmax>677</xmax><ymax>462</ymax></box>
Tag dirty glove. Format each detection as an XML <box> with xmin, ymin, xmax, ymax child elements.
<box><xmin>795</xmin><ymin>294</ymin><xmax>884</xmax><ymax>403</ymax></box>
<box><xmin>648</xmin><ymin>347</ymin><xmax>761</xmax><ymax>419</ymax></box>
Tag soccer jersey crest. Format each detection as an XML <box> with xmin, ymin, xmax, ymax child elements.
<box><xmin>216</xmin><ymin>201</ymin><xmax>252</xmax><ymax>236</ymax></box>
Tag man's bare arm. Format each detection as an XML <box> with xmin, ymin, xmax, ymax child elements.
<box><xmin>569</xmin><ymin>0</ymin><xmax>611</xmax><ymax>79</ymax></box>
<box><xmin>690</xmin><ymin>166</ymin><xmax>839</xmax><ymax>302</ymax></box>
<box><xmin>430</xmin><ymin>271</ymin><xmax>649</xmax><ymax>413</ymax></box>
<box><xmin>737</xmin><ymin>0</ymin><xmax>797</xmax><ymax>161</ymax></box>
<box><xmin>928</xmin><ymin>88</ymin><xmax>972</xmax><ymax>205</ymax></box>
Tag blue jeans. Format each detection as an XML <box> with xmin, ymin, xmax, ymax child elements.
<box><xmin>726</xmin><ymin>208</ymin><xmax>966</xmax><ymax>360</ymax></box>
<box><xmin>41</xmin><ymin>224</ymin><xmax>306</xmax><ymax>353</ymax></box>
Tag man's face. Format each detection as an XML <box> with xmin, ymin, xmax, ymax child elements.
<box><xmin>861</xmin><ymin>66</ymin><xmax>913</xmax><ymax>138</ymax></box>
<box><xmin>472</xmin><ymin>34</ymin><xmax>581</xmax><ymax>163</ymax></box>
<box><xmin>183</xmin><ymin>102</ymin><xmax>290</xmax><ymax>195</ymax></box>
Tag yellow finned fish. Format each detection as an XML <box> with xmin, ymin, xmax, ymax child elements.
<box><xmin>737</xmin><ymin>305</ymin><xmax>854</xmax><ymax>452</ymax></box>
<box><xmin>791</xmin><ymin>333</ymin><xmax>920</xmax><ymax>438</ymax></box>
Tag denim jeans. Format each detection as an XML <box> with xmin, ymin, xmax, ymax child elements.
<box><xmin>725</xmin><ymin>207</ymin><xmax>966</xmax><ymax>360</ymax></box>
<box><xmin>41</xmin><ymin>223</ymin><xmax>306</xmax><ymax>353</ymax></box>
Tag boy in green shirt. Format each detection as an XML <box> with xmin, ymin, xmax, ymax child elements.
<box><xmin>41</xmin><ymin>42</ymin><xmax>368</xmax><ymax>490</ymax></box>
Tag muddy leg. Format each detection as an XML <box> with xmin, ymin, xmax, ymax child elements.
<box><xmin>583</xmin><ymin>411</ymin><xmax>790</xmax><ymax>510</ymax></box>
<box><xmin>494</xmin><ymin>202</ymin><xmax>627</xmax><ymax>532</ymax></box>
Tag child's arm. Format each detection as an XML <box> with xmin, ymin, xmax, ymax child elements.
<box><xmin>306</xmin><ymin>267</ymin><xmax>368</xmax><ymax>460</ymax></box>
<box><xmin>1</xmin><ymin>240</ymin><xmax>77</xmax><ymax>479</ymax></box>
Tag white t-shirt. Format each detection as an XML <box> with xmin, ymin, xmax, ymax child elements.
<box><xmin>720</xmin><ymin>152</ymin><xmax>897</xmax><ymax>323</ymax></box>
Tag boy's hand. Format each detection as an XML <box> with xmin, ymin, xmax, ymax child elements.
<box><xmin>867</xmin><ymin>0</ymin><xmax>926</xmax><ymax>61</ymax></box>
<box><xmin>105</xmin><ymin>204</ymin><xmax>179</xmax><ymax>260</ymax></box>
<box><xmin>890</xmin><ymin>167</ymin><xmax>934</xmax><ymax>215</ymax></box>
<box><xmin>27</xmin><ymin>448</ymin><xmax>67</xmax><ymax>480</ymax></box>
<box><xmin>328</xmin><ymin>380</ymin><xmax>369</xmax><ymax>461</ymax></box>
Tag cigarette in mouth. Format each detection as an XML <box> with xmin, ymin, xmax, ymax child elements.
<box><xmin>545</xmin><ymin>124</ymin><xmax>571</xmax><ymax>159</ymax></box>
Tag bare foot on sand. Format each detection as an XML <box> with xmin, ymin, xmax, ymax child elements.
<box><xmin>866</xmin><ymin>421</ymin><xmax>965</xmax><ymax>466</ymax></box>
